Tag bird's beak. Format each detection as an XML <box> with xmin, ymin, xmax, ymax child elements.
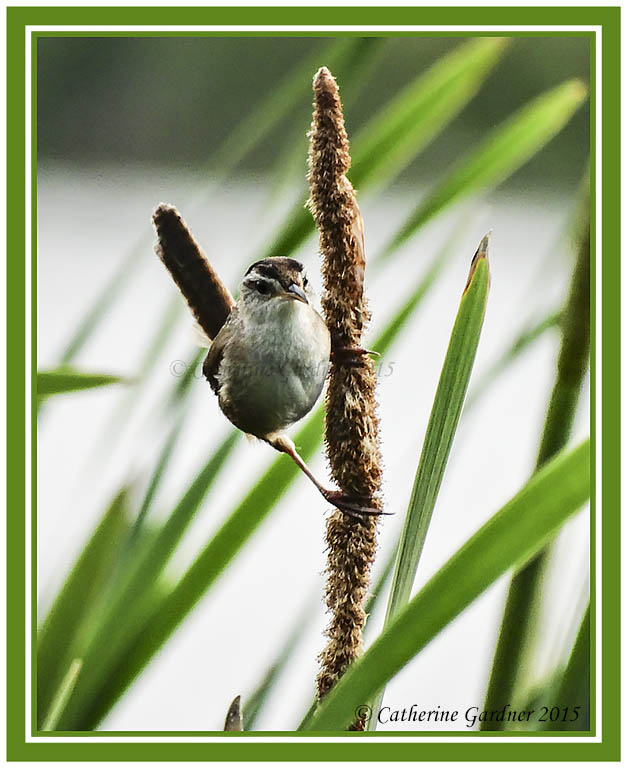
<box><xmin>287</xmin><ymin>283</ymin><xmax>309</xmax><ymax>304</ymax></box>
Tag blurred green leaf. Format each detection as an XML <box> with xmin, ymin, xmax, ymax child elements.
<box><xmin>304</xmin><ymin>439</ymin><xmax>590</xmax><ymax>731</ymax></box>
<box><xmin>214</xmin><ymin>38</ymin><xmax>382</xmax><ymax>177</ymax></box>
<box><xmin>249</xmin><ymin>39</ymin><xmax>386</xmax><ymax>240</ymax></box>
<box><xmin>55</xmin><ymin>430</ymin><xmax>240</xmax><ymax>729</ymax></box>
<box><xmin>385</xmin><ymin>79</ymin><xmax>588</xmax><ymax>254</ymax></box>
<box><xmin>129</xmin><ymin>409</ymin><xmax>188</xmax><ymax>543</ymax></box>
<box><xmin>58</xmin><ymin>258</ymin><xmax>142</xmax><ymax>365</ymax></box>
<box><xmin>167</xmin><ymin>348</ymin><xmax>205</xmax><ymax>408</ymax></box>
<box><xmin>243</xmin><ymin>599</ymin><xmax>317</xmax><ymax>731</ymax></box>
<box><xmin>546</xmin><ymin>603</ymin><xmax>590</xmax><ymax>731</ymax></box>
<box><xmin>80</xmin><ymin>295</ymin><xmax>183</xmax><ymax>465</ymax></box>
<box><xmin>464</xmin><ymin>310</ymin><xmax>561</xmax><ymax>414</ymax></box>
<box><xmin>37</xmin><ymin>488</ymin><xmax>131</xmax><ymax>726</ymax></box>
<box><xmin>500</xmin><ymin>600</ymin><xmax>590</xmax><ymax>734</ymax></box>
<box><xmin>72</xmin><ymin>413</ymin><xmax>325</xmax><ymax>729</ymax></box>
<box><xmin>351</xmin><ymin>37</ymin><xmax>509</xmax><ymax>191</ymax></box>
<box><xmin>264</xmin><ymin>37</ymin><xmax>509</xmax><ymax>259</ymax></box>
<box><xmin>364</xmin><ymin>543</ymin><xmax>398</xmax><ymax>621</ymax></box>
<box><xmin>482</xmin><ymin>191</ymin><xmax>590</xmax><ymax>727</ymax></box>
<box><xmin>40</xmin><ymin>659</ymin><xmax>83</xmax><ymax>732</ymax></box>
<box><xmin>369</xmin><ymin>236</ymin><xmax>490</xmax><ymax>728</ymax></box>
<box><xmin>115</xmin><ymin>293</ymin><xmax>182</xmax><ymax>410</ymax></box>
<box><xmin>37</xmin><ymin>368</ymin><xmax>129</xmax><ymax>396</ymax></box>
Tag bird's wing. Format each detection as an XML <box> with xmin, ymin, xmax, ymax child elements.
<box><xmin>202</xmin><ymin>315</ymin><xmax>233</xmax><ymax>395</ymax></box>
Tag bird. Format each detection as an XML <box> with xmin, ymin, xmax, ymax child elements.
<box><xmin>152</xmin><ymin>203</ymin><xmax>381</xmax><ymax>519</ymax></box>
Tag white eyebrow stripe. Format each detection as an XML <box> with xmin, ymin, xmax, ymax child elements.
<box><xmin>246</xmin><ymin>271</ymin><xmax>280</xmax><ymax>286</ymax></box>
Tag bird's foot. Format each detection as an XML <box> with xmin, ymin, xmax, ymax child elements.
<box><xmin>331</xmin><ymin>346</ymin><xmax>380</xmax><ymax>368</ymax></box>
<box><xmin>321</xmin><ymin>489</ymin><xmax>390</xmax><ymax>522</ymax></box>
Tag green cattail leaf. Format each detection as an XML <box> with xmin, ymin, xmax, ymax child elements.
<box><xmin>464</xmin><ymin>309</ymin><xmax>561</xmax><ymax>414</ymax></box>
<box><xmin>304</xmin><ymin>439</ymin><xmax>590</xmax><ymax>731</ymax></box>
<box><xmin>264</xmin><ymin>37</ymin><xmax>509</xmax><ymax>258</ymax></box>
<box><xmin>545</xmin><ymin>603</ymin><xmax>590</xmax><ymax>731</ymax></box>
<box><xmin>41</xmin><ymin>659</ymin><xmax>83</xmax><ymax>732</ymax></box>
<box><xmin>367</xmin><ymin>235</ymin><xmax>490</xmax><ymax>728</ymax></box>
<box><xmin>37</xmin><ymin>368</ymin><xmax>129</xmax><ymax>396</ymax></box>
<box><xmin>386</xmin><ymin>238</ymin><xmax>490</xmax><ymax>620</ymax></box>
<box><xmin>350</xmin><ymin>37</ymin><xmax>509</xmax><ymax>190</ymax></box>
<box><xmin>80</xmin><ymin>295</ymin><xmax>184</xmax><ymax>461</ymax></box>
<box><xmin>37</xmin><ymin>488</ymin><xmax>131</xmax><ymax>725</ymax></box>
<box><xmin>256</xmin><ymin>38</ymin><xmax>386</xmax><ymax>219</ymax></box>
<box><xmin>58</xmin><ymin>262</ymin><xmax>141</xmax><ymax>365</ymax></box>
<box><xmin>482</xmin><ymin>195</ymin><xmax>591</xmax><ymax>726</ymax></box>
<box><xmin>371</xmin><ymin>239</ymin><xmax>453</xmax><ymax>357</ymax></box>
<box><xmin>64</xmin><ymin>412</ymin><xmax>325</xmax><ymax>729</ymax></box>
<box><xmin>214</xmin><ymin>38</ymin><xmax>381</xmax><ymax>178</ymax></box>
<box><xmin>54</xmin><ymin>430</ymin><xmax>240</xmax><ymax>729</ymax></box>
<box><xmin>243</xmin><ymin>600</ymin><xmax>317</xmax><ymax>731</ymax></box>
<box><xmin>385</xmin><ymin>79</ymin><xmax>588</xmax><ymax>254</ymax></box>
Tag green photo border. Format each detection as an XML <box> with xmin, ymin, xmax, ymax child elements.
<box><xmin>7</xmin><ymin>4</ymin><xmax>619</xmax><ymax>762</ymax></box>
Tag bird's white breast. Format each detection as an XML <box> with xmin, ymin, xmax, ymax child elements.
<box><xmin>217</xmin><ymin>297</ymin><xmax>331</xmax><ymax>438</ymax></box>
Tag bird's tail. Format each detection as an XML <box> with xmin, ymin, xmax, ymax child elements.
<box><xmin>152</xmin><ymin>204</ymin><xmax>235</xmax><ymax>340</ymax></box>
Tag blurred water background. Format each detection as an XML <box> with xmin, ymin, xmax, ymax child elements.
<box><xmin>37</xmin><ymin>35</ymin><xmax>590</xmax><ymax>730</ymax></box>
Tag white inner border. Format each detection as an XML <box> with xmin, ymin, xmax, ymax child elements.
<box><xmin>24</xmin><ymin>22</ymin><xmax>602</xmax><ymax>746</ymax></box>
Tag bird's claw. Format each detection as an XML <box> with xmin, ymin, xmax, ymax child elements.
<box><xmin>322</xmin><ymin>490</ymin><xmax>391</xmax><ymax>522</ymax></box>
<box><xmin>331</xmin><ymin>346</ymin><xmax>380</xmax><ymax>368</ymax></box>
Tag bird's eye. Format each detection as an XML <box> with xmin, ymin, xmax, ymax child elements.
<box><xmin>303</xmin><ymin>277</ymin><xmax>309</xmax><ymax>288</ymax></box>
<box><xmin>255</xmin><ymin>280</ymin><xmax>271</xmax><ymax>295</ymax></box>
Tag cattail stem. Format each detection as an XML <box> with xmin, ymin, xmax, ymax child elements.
<box><xmin>308</xmin><ymin>67</ymin><xmax>384</xmax><ymax>729</ymax></box>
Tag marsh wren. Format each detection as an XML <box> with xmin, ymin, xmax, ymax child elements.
<box><xmin>153</xmin><ymin>204</ymin><xmax>381</xmax><ymax>518</ymax></box>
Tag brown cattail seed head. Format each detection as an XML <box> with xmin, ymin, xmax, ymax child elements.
<box><xmin>308</xmin><ymin>67</ymin><xmax>384</xmax><ymax>726</ymax></box>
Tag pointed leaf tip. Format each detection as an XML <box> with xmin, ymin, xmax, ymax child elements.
<box><xmin>464</xmin><ymin>231</ymin><xmax>492</xmax><ymax>293</ymax></box>
<box><xmin>224</xmin><ymin>694</ymin><xmax>243</xmax><ymax>731</ymax></box>
<box><xmin>477</xmin><ymin>230</ymin><xmax>492</xmax><ymax>257</ymax></box>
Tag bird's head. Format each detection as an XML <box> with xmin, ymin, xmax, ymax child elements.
<box><xmin>241</xmin><ymin>257</ymin><xmax>310</xmax><ymax>305</ymax></box>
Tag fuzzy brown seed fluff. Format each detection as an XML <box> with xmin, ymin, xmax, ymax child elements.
<box><xmin>308</xmin><ymin>67</ymin><xmax>384</xmax><ymax>728</ymax></box>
